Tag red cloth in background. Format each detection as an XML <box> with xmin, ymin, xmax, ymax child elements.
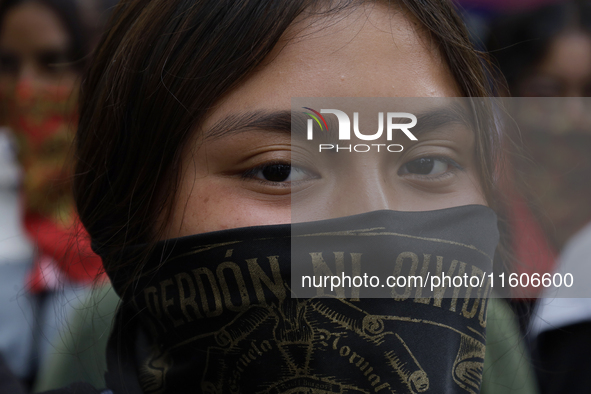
<box><xmin>24</xmin><ymin>214</ymin><xmax>105</xmax><ymax>293</ymax></box>
<box><xmin>506</xmin><ymin>193</ymin><xmax>558</xmax><ymax>299</ymax></box>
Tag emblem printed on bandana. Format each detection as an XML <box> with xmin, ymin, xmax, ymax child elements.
<box><xmin>109</xmin><ymin>207</ymin><xmax>497</xmax><ymax>394</ymax></box>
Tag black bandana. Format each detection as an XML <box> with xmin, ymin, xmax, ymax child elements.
<box><xmin>105</xmin><ymin>205</ymin><xmax>498</xmax><ymax>394</ymax></box>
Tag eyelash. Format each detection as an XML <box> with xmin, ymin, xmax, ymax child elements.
<box><xmin>398</xmin><ymin>156</ymin><xmax>464</xmax><ymax>181</ymax></box>
<box><xmin>240</xmin><ymin>155</ymin><xmax>463</xmax><ymax>186</ymax></box>
<box><xmin>240</xmin><ymin>160</ymin><xmax>294</xmax><ymax>187</ymax></box>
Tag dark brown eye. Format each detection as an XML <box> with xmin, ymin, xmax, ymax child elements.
<box><xmin>37</xmin><ymin>50</ymin><xmax>72</xmax><ymax>74</ymax></box>
<box><xmin>244</xmin><ymin>163</ymin><xmax>313</xmax><ymax>184</ymax></box>
<box><xmin>406</xmin><ymin>158</ymin><xmax>435</xmax><ymax>174</ymax></box>
<box><xmin>261</xmin><ymin>164</ymin><xmax>291</xmax><ymax>182</ymax></box>
<box><xmin>399</xmin><ymin>157</ymin><xmax>454</xmax><ymax>176</ymax></box>
<box><xmin>0</xmin><ymin>51</ymin><xmax>19</xmax><ymax>75</ymax></box>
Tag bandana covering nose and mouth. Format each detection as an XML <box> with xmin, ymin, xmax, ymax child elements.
<box><xmin>105</xmin><ymin>205</ymin><xmax>498</xmax><ymax>394</ymax></box>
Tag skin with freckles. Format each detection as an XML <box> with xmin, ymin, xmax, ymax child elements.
<box><xmin>162</xmin><ymin>3</ymin><xmax>487</xmax><ymax>239</ymax></box>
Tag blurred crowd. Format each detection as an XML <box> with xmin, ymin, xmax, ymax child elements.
<box><xmin>0</xmin><ymin>0</ymin><xmax>590</xmax><ymax>393</ymax></box>
<box><xmin>0</xmin><ymin>0</ymin><xmax>117</xmax><ymax>391</ymax></box>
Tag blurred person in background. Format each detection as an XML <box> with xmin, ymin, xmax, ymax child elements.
<box><xmin>487</xmin><ymin>1</ymin><xmax>591</xmax><ymax>393</ymax></box>
<box><xmin>0</xmin><ymin>0</ymin><xmax>116</xmax><ymax>388</ymax></box>
<box><xmin>0</xmin><ymin>103</ymin><xmax>34</xmax><ymax>389</ymax></box>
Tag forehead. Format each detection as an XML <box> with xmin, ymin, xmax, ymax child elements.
<box><xmin>202</xmin><ymin>2</ymin><xmax>459</xmax><ymax>132</ymax></box>
<box><xmin>538</xmin><ymin>32</ymin><xmax>591</xmax><ymax>79</ymax></box>
<box><xmin>0</xmin><ymin>2</ymin><xmax>70</xmax><ymax>50</ymax></box>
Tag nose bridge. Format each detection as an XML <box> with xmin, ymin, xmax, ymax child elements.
<box><xmin>327</xmin><ymin>160</ymin><xmax>392</xmax><ymax>218</ymax></box>
<box><xmin>564</xmin><ymin>97</ymin><xmax>584</xmax><ymax>116</ymax></box>
<box><xmin>14</xmin><ymin>62</ymin><xmax>39</xmax><ymax>102</ymax></box>
<box><xmin>18</xmin><ymin>59</ymin><xmax>37</xmax><ymax>82</ymax></box>
<box><xmin>562</xmin><ymin>97</ymin><xmax>588</xmax><ymax>131</ymax></box>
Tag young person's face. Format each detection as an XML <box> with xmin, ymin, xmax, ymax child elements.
<box><xmin>163</xmin><ymin>4</ymin><xmax>486</xmax><ymax>238</ymax></box>
<box><xmin>0</xmin><ymin>2</ymin><xmax>77</xmax><ymax>96</ymax></box>
<box><xmin>518</xmin><ymin>31</ymin><xmax>591</xmax><ymax>97</ymax></box>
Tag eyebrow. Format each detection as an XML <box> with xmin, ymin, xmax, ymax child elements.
<box><xmin>409</xmin><ymin>102</ymin><xmax>475</xmax><ymax>138</ymax></box>
<box><xmin>205</xmin><ymin>110</ymin><xmax>292</xmax><ymax>140</ymax></box>
<box><xmin>204</xmin><ymin>102</ymin><xmax>475</xmax><ymax>141</ymax></box>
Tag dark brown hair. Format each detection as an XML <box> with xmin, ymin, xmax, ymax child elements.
<box><xmin>74</xmin><ymin>0</ymin><xmax>498</xmax><ymax>295</ymax></box>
